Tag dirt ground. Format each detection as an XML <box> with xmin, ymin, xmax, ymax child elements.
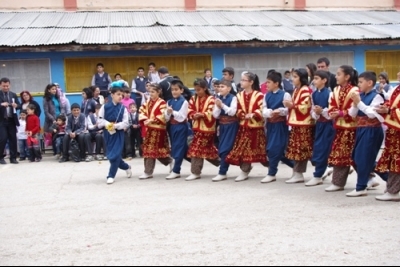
<box><xmin>0</xmin><ymin>156</ymin><xmax>399</xmax><ymax>266</ymax></box>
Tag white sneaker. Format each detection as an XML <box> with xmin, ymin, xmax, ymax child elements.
<box><xmin>185</xmin><ymin>174</ymin><xmax>201</xmax><ymax>181</ymax></box>
<box><xmin>166</xmin><ymin>172</ymin><xmax>181</xmax><ymax>180</ymax></box>
<box><xmin>126</xmin><ymin>166</ymin><xmax>132</xmax><ymax>178</ymax></box>
<box><xmin>305</xmin><ymin>178</ymin><xmax>323</xmax><ymax>187</ymax></box>
<box><xmin>376</xmin><ymin>192</ymin><xmax>400</xmax><ymax>202</ymax></box>
<box><xmin>212</xmin><ymin>174</ymin><xmax>228</xmax><ymax>182</ymax></box>
<box><xmin>139</xmin><ymin>173</ymin><xmax>153</xmax><ymax>180</ymax></box>
<box><xmin>322</xmin><ymin>167</ymin><xmax>333</xmax><ymax>181</ymax></box>
<box><xmin>261</xmin><ymin>175</ymin><xmax>276</xmax><ymax>184</ymax></box>
<box><xmin>346</xmin><ymin>189</ymin><xmax>368</xmax><ymax>197</ymax></box>
<box><xmin>367</xmin><ymin>178</ymin><xmax>380</xmax><ymax>190</ymax></box>
<box><xmin>106</xmin><ymin>178</ymin><xmax>115</xmax><ymax>185</ymax></box>
<box><xmin>325</xmin><ymin>184</ymin><xmax>345</xmax><ymax>192</ymax></box>
<box><xmin>235</xmin><ymin>172</ymin><xmax>249</xmax><ymax>182</ymax></box>
<box><xmin>286</xmin><ymin>172</ymin><xmax>305</xmax><ymax>184</ymax></box>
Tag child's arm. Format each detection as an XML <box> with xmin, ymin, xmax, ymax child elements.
<box><xmin>97</xmin><ymin>105</ymin><xmax>110</xmax><ymax>128</ymax></box>
<box><xmin>187</xmin><ymin>97</ymin><xmax>196</xmax><ymax>120</ymax></box>
<box><xmin>353</xmin><ymin>93</ymin><xmax>385</xmax><ymax>121</ymax></box>
<box><xmin>171</xmin><ymin>101</ymin><xmax>189</xmax><ymax>123</ymax></box>
<box><xmin>115</xmin><ymin>109</ymin><xmax>129</xmax><ymax>130</ymax></box>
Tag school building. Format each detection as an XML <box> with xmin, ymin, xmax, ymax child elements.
<box><xmin>0</xmin><ymin>10</ymin><xmax>399</xmax><ymax>121</ymax></box>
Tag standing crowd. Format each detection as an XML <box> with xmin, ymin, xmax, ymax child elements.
<box><xmin>1</xmin><ymin>58</ymin><xmax>399</xmax><ymax>202</ymax></box>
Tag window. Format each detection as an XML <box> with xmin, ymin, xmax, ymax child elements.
<box><xmin>0</xmin><ymin>59</ymin><xmax>51</xmax><ymax>94</ymax></box>
<box><xmin>65</xmin><ymin>55</ymin><xmax>212</xmax><ymax>93</ymax></box>
<box><xmin>225</xmin><ymin>52</ymin><xmax>354</xmax><ymax>81</ymax></box>
<box><xmin>366</xmin><ymin>51</ymin><xmax>400</xmax><ymax>81</ymax></box>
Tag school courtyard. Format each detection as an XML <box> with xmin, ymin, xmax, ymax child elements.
<box><xmin>0</xmin><ymin>156</ymin><xmax>399</xmax><ymax>266</ymax></box>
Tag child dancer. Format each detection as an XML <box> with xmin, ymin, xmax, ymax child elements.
<box><xmin>261</xmin><ymin>71</ymin><xmax>294</xmax><ymax>183</ymax></box>
<box><xmin>306</xmin><ymin>70</ymin><xmax>335</xmax><ymax>186</ymax></box>
<box><xmin>186</xmin><ymin>79</ymin><xmax>219</xmax><ymax>181</ymax></box>
<box><xmin>98</xmin><ymin>87</ymin><xmax>132</xmax><ymax>185</ymax></box>
<box><xmin>139</xmin><ymin>84</ymin><xmax>172</xmax><ymax>179</ymax></box>
<box><xmin>17</xmin><ymin>110</ymin><xmax>29</xmax><ymax>161</ymax></box>
<box><xmin>226</xmin><ymin>72</ymin><xmax>267</xmax><ymax>182</ymax></box>
<box><xmin>284</xmin><ymin>68</ymin><xmax>315</xmax><ymax>184</ymax></box>
<box><xmin>25</xmin><ymin>104</ymin><xmax>42</xmax><ymax>162</ymax></box>
<box><xmin>346</xmin><ymin>71</ymin><xmax>385</xmax><ymax>197</ymax></box>
<box><xmin>375</xmin><ymin>71</ymin><xmax>400</xmax><ymax>201</ymax></box>
<box><xmin>325</xmin><ymin>65</ymin><xmax>359</xmax><ymax>192</ymax></box>
<box><xmin>212</xmin><ymin>80</ymin><xmax>239</xmax><ymax>182</ymax></box>
<box><xmin>165</xmin><ymin>80</ymin><xmax>189</xmax><ymax>180</ymax></box>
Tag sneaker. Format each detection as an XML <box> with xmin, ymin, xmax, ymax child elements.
<box><xmin>85</xmin><ymin>156</ymin><xmax>94</xmax><ymax>162</ymax></box>
<box><xmin>35</xmin><ymin>158</ymin><xmax>42</xmax><ymax>163</ymax></box>
<box><xmin>107</xmin><ymin>178</ymin><xmax>115</xmax><ymax>185</ymax></box>
<box><xmin>126</xmin><ymin>166</ymin><xmax>132</xmax><ymax>178</ymax></box>
<box><xmin>19</xmin><ymin>158</ymin><xmax>26</xmax><ymax>161</ymax></box>
<box><xmin>59</xmin><ymin>158</ymin><xmax>69</xmax><ymax>163</ymax></box>
<box><xmin>94</xmin><ymin>155</ymin><xmax>103</xmax><ymax>161</ymax></box>
<box><xmin>103</xmin><ymin>156</ymin><xmax>108</xmax><ymax>161</ymax></box>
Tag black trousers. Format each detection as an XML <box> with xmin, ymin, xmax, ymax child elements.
<box><xmin>122</xmin><ymin>130</ymin><xmax>132</xmax><ymax>158</ymax></box>
<box><xmin>0</xmin><ymin>120</ymin><xmax>18</xmax><ymax>160</ymax></box>
<box><xmin>89</xmin><ymin>132</ymin><xmax>106</xmax><ymax>155</ymax></box>
<box><xmin>130</xmin><ymin>128</ymin><xmax>143</xmax><ymax>156</ymax></box>
<box><xmin>63</xmin><ymin>134</ymin><xmax>90</xmax><ymax>159</ymax></box>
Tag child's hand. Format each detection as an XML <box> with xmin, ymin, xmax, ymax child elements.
<box><xmin>351</xmin><ymin>92</ymin><xmax>361</xmax><ymax>105</ymax></box>
<box><xmin>375</xmin><ymin>105</ymin><xmax>389</xmax><ymax>114</ymax></box>
<box><xmin>167</xmin><ymin>106</ymin><xmax>173</xmax><ymax>115</ymax></box>
<box><xmin>272</xmin><ymin>109</ymin><xmax>281</xmax><ymax>116</ymax></box>
<box><xmin>329</xmin><ymin>111</ymin><xmax>340</xmax><ymax>119</ymax></box>
<box><xmin>283</xmin><ymin>100</ymin><xmax>293</xmax><ymax>109</ymax></box>
<box><xmin>314</xmin><ymin>106</ymin><xmax>323</xmax><ymax>115</ymax></box>
<box><xmin>132</xmin><ymin>124</ymin><xmax>138</xmax><ymax>129</ymax></box>
<box><xmin>193</xmin><ymin>113</ymin><xmax>204</xmax><ymax>119</ymax></box>
<box><xmin>215</xmin><ymin>99</ymin><xmax>223</xmax><ymax>109</ymax></box>
<box><xmin>53</xmin><ymin>129</ymin><xmax>57</xmax><ymax>133</ymax></box>
<box><xmin>144</xmin><ymin>119</ymin><xmax>152</xmax><ymax>126</ymax></box>
<box><xmin>245</xmin><ymin>113</ymin><xmax>254</xmax><ymax>120</ymax></box>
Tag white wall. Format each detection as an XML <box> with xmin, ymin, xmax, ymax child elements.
<box><xmin>1</xmin><ymin>0</ymin><xmax>64</xmax><ymax>10</ymax></box>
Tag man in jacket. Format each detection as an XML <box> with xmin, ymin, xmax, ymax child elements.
<box><xmin>0</xmin><ymin>78</ymin><xmax>21</xmax><ymax>164</ymax></box>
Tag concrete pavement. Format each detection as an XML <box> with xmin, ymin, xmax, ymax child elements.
<box><xmin>0</xmin><ymin>156</ymin><xmax>399</xmax><ymax>266</ymax></box>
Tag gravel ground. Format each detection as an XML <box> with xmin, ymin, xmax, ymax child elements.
<box><xmin>0</xmin><ymin>156</ymin><xmax>399</xmax><ymax>266</ymax></box>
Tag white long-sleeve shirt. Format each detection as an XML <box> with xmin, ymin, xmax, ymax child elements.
<box><xmin>98</xmin><ymin>103</ymin><xmax>130</xmax><ymax>131</ymax></box>
<box><xmin>165</xmin><ymin>101</ymin><xmax>189</xmax><ymax>123</ymax></box>
<box><xmin>212</xmin><ymin>96</ymin><xmax>238</xmax><ymax>118</ymax></box>
<box><xmin>311</xmin><ymin>91</ymin><xmax>333</xmax><ymax>121</ymax></box>
<box><xmin>262</xmin><ymin>91</ymin><xmax>291</xmax><ymax>118</ymax></box>
<box><xmin>349</xmin><ymin>94</ymin><xmax>385</xmax><ymax>122</ymax></box>
<box><xmin>17</xmin><ymin>119</ymin><xmax>27</xmax><ymax>140</ymax></box>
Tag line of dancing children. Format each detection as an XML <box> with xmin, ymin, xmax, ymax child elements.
<box><xmin>102</xmin><ymin>68</ymin><xmax>400</xmax><ymax>202</ymax></box>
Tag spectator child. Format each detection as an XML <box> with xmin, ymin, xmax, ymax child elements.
<box><xmin>17</xmin><ymin>110</ymin><xmax>29</xmax><ymax>161</ymax></box>
<box><xmin>121</xmin><ymin>88</ymin><xmax>135</xmax><ymax>111</ymax></box>
<box><xmin>50</xmin><ymin>115</ymin><xmax>67</xmax><ymax>160</ymax></box>
<box><xmin>129</xmin><ymin>103</ymin><xmax>143</xmax><ymax>158</ymax></box>
<box><xmin>87</xmin><ymin>104</ymin><xmax>106</xmax><ymax>161</ymax></box>
<box><xmin>81</xmin><ymin>88</ymin><xmax>97</xmax><ymax>117</ymax></box>
<box><xmin>222</xmin><ymin>67</ymin><xmax>237</xmax><ymax>95</ymax></box>
<box><xmin>25</xmin><ymin>104</ymin><xmax>42</xmax><ymax>162</ymax></box>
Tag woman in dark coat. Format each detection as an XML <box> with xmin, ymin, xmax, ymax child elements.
<box><xmin>20</xmin><ymin>91</ymin><xmax>41</xmax><ymax>117</ymax></box>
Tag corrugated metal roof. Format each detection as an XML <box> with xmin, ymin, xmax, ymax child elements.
<box><xmin>0</xmin><ymin>11</ymin><xmax>399</xmax><ymax>46</ymax></box>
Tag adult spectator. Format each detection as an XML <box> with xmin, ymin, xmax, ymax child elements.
<box><xmin>91</xmin><ymin>86</ymin><xmax>105</xmax><ymax>105</ymax></box>
<box><xmin>20</xmin><ymin>91</ymin><xmax>41</xmax><ymax>117</ymax></box>
<box><xmin>131</xmin><ymin>67</ymin><xmax>149</xmax><ymax>106</ymax></box>
<box><xmin>0</xmin><ymin>77</ymin><xmax>21</xmax><ymax>164</ymax></box>
<box><xmin>91</xmin><ymin>63</ymin><xmax>112</xmax><ymax>99</ymax></box>
<box><xmin>375</xmin><ymin>72</ymin><xmax>392</xmax><ymax>93</ymax></box>
<box><xmin>306</xmin><ymin>63</ymin><xmax>317</xmax><ymax>91</ymax></box>
<box><xmin>158</xmin><ymin>67</ymin><xmax>175</xmax><ymax>101</ymax></box>
<box><xmin>148</xmin><ymin>62</ymin><xmax>161</xmax><ymax>84</ymax></box>
<box><xmin>43</xmin><ymin>83</ymin><xmax>67</xmax><ymax>133</ymax></box>
<box><xmin>282</xmin><ymin>70</ymin><xmax>294</xmax><ymax>95</ymax></box>
<box><xmin>317</xmin><ymin>57</ymin><xmax>337</xmax><ymax>90</ymax></box>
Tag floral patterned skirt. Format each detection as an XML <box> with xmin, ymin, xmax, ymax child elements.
<box><xmin>328</xmin><ymin>128</ymin><xmax>356</xmax><ymax>166</ymax></box>
<box><xmin>143</xmin><ymin>128</ymin><xmax>170</xmax><ymax>159</ymax></box>
<box><xmin>226</xmin><ymin>127</ymin><xmax>267</xmax><ymax>166</ymax></box>
<box><xmin>286</xmin><ymin>126</ymin><xmax>314</xmax><ymax>161</ymax></box>
<box><xmin>187</xmin><ymin>131</ymin><xmax>218</xmax><ymax>160</ymax></box>
<box><xmin>376</xmin><ymin>128</ymin><xmax>400</xmax><ymax>174</ymax></box>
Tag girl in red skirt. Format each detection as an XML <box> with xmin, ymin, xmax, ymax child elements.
<box><xmin>139</xmin><ymin>84</ymin><xmax>172</xmax><ymax>179</ymax></box>
<box><xmin>284</xmin><ymin>68</ymin><xmax>315</xmax><ymax>184</ymax></box>
<box><xmin>186</xmin><ymin>79</ymin><xmax>220</xmax><ymax>181</ymax></box>
<box><xmin>226</xmin><ymin>72</ymin><xmax>268</xmax><ymax>182</ymax></box>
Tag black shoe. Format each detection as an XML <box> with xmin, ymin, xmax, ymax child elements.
<box><xmin>0</xmin><ymin>159</ymin><xmax>6</xmax><ymax>165</ymax></box>
<box><xmin>132</xmin><ymin>155</ymin><xmax>137</xmax><ymax>158</ymax></box>
<box><xmin>19</xmin><ymin>158</ymin><xmax>26</xmax><ymax>161</ymax></box>
<box><xmin>59</xmin><ymin>158</ymin><xmax>69</xmax><ymax>163</ymax></box>
<box><xmin>10</xmin><ymin>159</ymin><xmax>19</xmax><ymax>164</ymax></box>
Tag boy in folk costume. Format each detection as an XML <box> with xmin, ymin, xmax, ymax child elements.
<box><xmin>165</xmin><ymin>80</ymin><xmax>190</xmax><ymax>180</ymax></box>
<box><xmin>186</xmin><ymin>79</ymin><xmax>220</xmax><ymax>181</ymax></box>
<box><xmin>212</xmin><ymin>80</ymin><xmax>239</xmax><ymax>182</ymax></box>
<box><xmin>139</xmin><ymin>84</ymin><xmax>172</xmax><ymax>179</ymax></box>
<box><xmin>261</xmin><ymin>71</ymin><xmax>294</xmax><ymax>184</ymax></box>
<box><xmin>226</xmin><ymin>72</ymin><xmax>268</xmax><ymax>182</ymax></box>
<box><xmin>325</xmin><ymin>65</ymin><xmax>359</xmax><ymax>192</ymax></box>
<box><xmin>345</xmin><ymin>71</ymin><xmax>385</xmax><ymax>197</ymax></box>
<box><xmin>284</xmin><ymin>68</ymin><xmax>315</xmax><ymax>184</ymax></box>
<box><xmin>306</xmin><ymin>70</ymin><xmax>335</xmax><ymax>187</ymax></box>
<box><xmin>374</xmin><ymin>71</ymin><xmax>400</xmax><ymax>202</ymax></box>
<box><xmin>98</xmin><ymin>87</ymin><xmax>132</xmax><ymax>185</ymax></box>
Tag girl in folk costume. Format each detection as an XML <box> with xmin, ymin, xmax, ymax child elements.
<box><xmin>306</xmin><ymin>70</ymin><xmax>335</xmax><ymax>187</ymax></box>
<box><xmin>139</xmin><ymin>84</ymin><xmax>172</xmax><ymax>179</ymax></box>
<box><xmin>226</xmin><ymin>72</ymin><xmax>268</xmax><ymax>182</ymax></box>
<box><xmin>165</xmin><ymin>80</ymin><xmax>189</xmax><ymax>180</ymax></box>
<box><xmin>374</xmin><ymin>71</ymin><xmax>400</xmax><ymax>202</ymax></box>
<box><xmin>261</xmin><ymin>71</ymin><xmax>294</xmax><ymax>184</ymax></box>
<box><xmin>284</xmin><ymin>68</ymin><xmax>315</xmax><ymax>184</ymax></box>
<box><xmin>346</xmin><ymin>71</ymin><xmax>385</xmax><ymax>198</ymax></box>
<box><xmin>98</xmin><ymin>87</ymin><xmax>132</xmax><ymax>185</ymax></box>
<box><xmin>325</xmin><ymin>65</ymin><xmax>359</xmax><ymax>192</ymax></box>
<box><xmin>186</xmin><ymin>79</ymin><xmax>220</xmax><ymax>181</ymax></box>
<box><xmin>211</xmin><ymin>80</ymin><xmax>239</xmax><ymax>182</ymax></box>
